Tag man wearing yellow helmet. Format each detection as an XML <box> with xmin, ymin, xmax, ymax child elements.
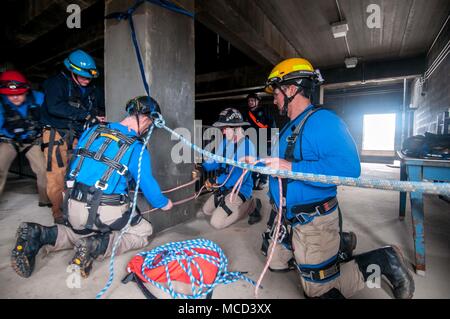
<box><xmin>258</xmin><ymin>58</ymin><xmax>414</xmax><ymax>299</ymax></box>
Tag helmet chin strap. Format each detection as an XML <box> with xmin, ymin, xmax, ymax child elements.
<box><xmin>71</xmin><ymin>72</ymin><xmax>82</xmax><ymax>87</ymax></box>
<box><xmin>279</xmin><ymin>85</ymin><xmax>302</xmax><ymax>116</ymax></box>
<box><xmin>136</xmin><ymin>114</ymin><xmax>141</xmax><ymax>135</ymax></box>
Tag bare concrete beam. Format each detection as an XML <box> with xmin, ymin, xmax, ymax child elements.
<box><xmin>196</xmin><ymin>55</ymin><xmax>426</xmax><ymax>94</ymax></box>
<box><xmin>13</xmin><ymin>0</ymin><xmax>99</xmax><ymax>47</ymax></box>
<box><xmin>196</xmin><ymin>0</ymin><xmax>299</xmax><ymax>66</ymax></box>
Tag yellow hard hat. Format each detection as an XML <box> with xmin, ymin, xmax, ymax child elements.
<box><xmin>265</xmin><ymin>58</ymin><xmax>319</xmax><ymax>94</ymax></box>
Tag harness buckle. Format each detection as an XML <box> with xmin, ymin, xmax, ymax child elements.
<box><xmin>300</xmin><ymin>271</ymin><xmax>315</xmax><ymax>280</ymax></box>
<box><xmin>94</xmin><ymin>180</ymin><xmax>108</xmax><ymax>191</ymax></box>
<box><xmin>269</xmin><ymin>224</ymin><xmax>287</xmax><ymax>244</ymax></box>
<box><xmin>66</xmin><ymin>180</ymin><xmax>75</xmax><ymax>189</ymax></box>
<box><xmin>294</xmin><ymin>212</ymin><xmax>316</xmax><ymax>225</ymax></box>
<box><xmin>117</xmin><ymin>165</ymin><xmax>128</xmax><ymax>176</ymax></box>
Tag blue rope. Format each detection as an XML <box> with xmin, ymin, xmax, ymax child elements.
<box><xmin>137</xmin><ymin>238</ymin><xmax>256</xmax><ymax>299</ymax></box>
<box><xmin>128</xmin><ymin>13</ymin><xmax>151</xmax><ymax>97</ymax></box>
<box><xmin>96</xmin><ymin>124</ymin><xmax>156</xmax><ymax>299</ymax></box>
<box><xmin>146</xmin><ymin>0</ymin><xmax>195</xmax><ymax>18</ymax></box>
<box><xmin>153</xmin><ymin>116</ymin><xmax>450</xmax><ymax>197</ymax></box>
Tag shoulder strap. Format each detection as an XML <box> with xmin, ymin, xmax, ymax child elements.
<box><xmin>69</xmin><ymin>125</ymin><xmax>138</xmax><ymax>184</ymax></box>
<box><xmin>285</xmin><ymin>107</ymin><xmax>323</xmax><ymax>162</ymax></box>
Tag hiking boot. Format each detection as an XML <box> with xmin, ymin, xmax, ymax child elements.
<box><xmin>70</xmin><ymin>233</ymin><xmax>110</xmax><ymax>278</ymax></box>
<box><xmin>354</xmin><ymin>245</ymin><xmax>415</xmax><ymax>299</ymax></box>
<box><xmin>11</xmin><ymin>222</ymin><xmax>57</xmax><ymax>278</ymax></box>
<box><xmin>38</xmin><ymin>202</ymin><xmax>53</xmax><ymax>208</ymax></box>
<box><xmin>339</xmin><ymin>231</ymin><xmax>357</xmax><ymax>260</ymax></box>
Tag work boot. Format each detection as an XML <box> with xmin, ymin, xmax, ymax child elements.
<box><xmin>248</xmin><ymin>198</ymin><xmax>262</xmax><ymax>225</ymax></box>
<box><xmin>70</xmin><ymin>233</ymin><xmax>110</xmax><ymax>278</ymax></box>
<box><xmin>339</xmin><ymin>231</ymin><xmax>357</xmax><ymax>260</ymax></box>
<box><xmin>354</xmin><ymin>246</ymin><xmax>415</xmax><ymax>299</ymax></box>
<box><xmin>11</xmin><ymin>222</ymin><xmax>58</xmax><ymax>278</ymax></box>
<box><xmin>38</xmin><ymin>202</ymin><xmax>52</xmax><ymax>208</ymax></box>
<box><xmin>52</xmin><ymin>209</ymin><xmax>65</xmax><ymax>225</ymax></box>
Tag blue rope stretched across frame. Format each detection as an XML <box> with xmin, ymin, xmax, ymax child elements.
<box><xmin>153</xmin><ymin>116</ymin><xmax>450</xmax><ymax>197</ymax></box>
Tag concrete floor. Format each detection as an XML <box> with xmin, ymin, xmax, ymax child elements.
<box><xmin>0</xmin><ymin>163</ymin><xmax>449</xmax><ymax>299</ymax></box>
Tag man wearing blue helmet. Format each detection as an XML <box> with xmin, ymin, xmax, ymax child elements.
<box><xmin>40</xmin><ymin>49</ymin><xmax>105</xmax><ymax>224</ymax></box>
<box><xmin>11</xmin><ymin>96</ymin><xmax>173</xmax><ymax>279</ymax></box>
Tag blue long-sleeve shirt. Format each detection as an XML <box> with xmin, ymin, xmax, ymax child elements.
<box><xmin>69</xmin><ymin>122</ymin><xmax>169</xmax><ymax>209</ymax></box>
<box><xmin>0</xmin><ymin>90</ymin><xmax>44</xmax><ymax>140</ymax></box>
<box><xmin>268</xmin><ymin>105</ymin><xmax>360</xmax><ymax>218</ymax></box>
<box><xmin>203</xmin><ymin>137</ymin><xmax>256</xmax><ymax>199</ymax></box>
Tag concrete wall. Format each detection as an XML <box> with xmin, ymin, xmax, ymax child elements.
<box><xmin>105</xmin><ymin>0</ymin><xmax>196</xmax><ymax>233</ymax></box>
<box><xmin>410</xmin><ymin>21</ymin><xmax>450</xmax><ymax>135</ymax></box>
<box><xmin>323</xmin><ymin>83</ymin><xmax>405</xmax><ymax>161</ymax></box>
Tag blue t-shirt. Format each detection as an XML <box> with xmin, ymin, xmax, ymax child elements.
<box><xmin>0</xmin><ymin>90</ymin><xmax>44</xmax><ymax>140</ymax></box>
<box><xmin>203</xmin><ymin>137</ymin><xmax>256</xmax><ymax>199</ymax></box>
<box><xmin>268</xmin><ymin>105</ymin><xmax>361</xmax><ymax>219</ymax></box>
<box><xmin>69</xmin><ymin>122</ymin><xmax>169</xmax><ymax>209</ymax></box>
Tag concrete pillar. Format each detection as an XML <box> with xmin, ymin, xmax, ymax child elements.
<box><xmin>105</xmin><ymin>0</ymin><xmax>195</xmax><ymax>233</ymax></box>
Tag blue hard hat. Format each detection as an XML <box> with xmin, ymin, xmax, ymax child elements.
<box><xmin>64</xmin><ymin>50</ymin><xmax>99</xmax><ymax>78</ymax></box>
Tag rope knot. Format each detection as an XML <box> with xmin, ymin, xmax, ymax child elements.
<box><xmin>153</xmin><ymin>113</ymin><xmax>166</xmax><ymax>128</ymax></box>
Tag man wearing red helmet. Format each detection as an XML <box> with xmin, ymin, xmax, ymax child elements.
<box><xmin>0</xmin><ymin>70</ymin><xmax>50</xmax><ymax>207</ymax></box>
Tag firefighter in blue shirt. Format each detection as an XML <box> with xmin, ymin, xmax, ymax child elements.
<box><xmin>40</xmin><ymin>49</ymin><xmax>105</xmax><ymax>224</ymax></box>
<box><xmin>258</xmin><ymin>58</ymin><xmax>414</xmax><ymax>299</ymax></box>
<box><xmin>11</xmin><ymin>96</ymin><xmax>173</xmax><ymax>279</ymax></box>
<box><xmin>0</xmin><ymin>70</ymin><xmax>50</xmax><ymax>206</ymax></box>
<box><xmin>201</xmin><ymin>108</ymin><xmax>261</xmax><ymax>229</ymax></box>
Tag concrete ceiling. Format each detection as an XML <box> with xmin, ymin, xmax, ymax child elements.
<box><xmin>197</xmin><ymin>0</ymin><xmax>450</xmax><ymax>69</ymax></box>
<box><xmin>1</xmin><ymin>0</ymin><xmax>448</xmax><ymax>87</ymax></box>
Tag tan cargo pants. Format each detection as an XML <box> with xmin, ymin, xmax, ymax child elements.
<box><xmin>0</xmin><ymin>141</ymin><xmax>49</xmax><ymax>204</ymax></box>
<box><xmin>42</xmin><ymin>129</ymin><xmax>78</xmax><ymax>219</ymax></box>
<box><xmin>267</xmin><ymin>209</ymin><xmax>365</xmax><ymax>298</ymax></box>
<box><xmin>202</xmin><ymin>192</ymin><xmax>256</xmax><ymax>229</ymax></box>
<box><xmin>44</xmin><ymin>199</ymin><xmax>153</xmax><ymax>260</ymax></box>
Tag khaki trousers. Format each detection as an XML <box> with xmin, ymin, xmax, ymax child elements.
<box><xmin>0</xmin><ymin>142</ymin><xmax>49</xmax><ymax>203</ymax></box>
<box><xmin>42</xmin><ymin>129</ymin><xmax>78</xmax><ymax>219</ymax></box>
<box><xmin>202</xmin><ymin>193</ymin><xmax>256</xmax><ymax>229</ymax></box>
<box><xmin>267</xmin><ymin>209</ymin><xmax>365</xmax><ymax>298</ymax></box>
<box><xmin>45</xmin><ymin>199</ymin><xmax>153</xmax><ymax>260</ymax></box>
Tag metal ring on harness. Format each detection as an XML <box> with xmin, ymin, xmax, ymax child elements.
<box><xmin>117</xmin><ymin>164</ymin><xmax>128</xmax><ymax>176</ymax></box>
<box><xmin>94</xmin><ymin>181</ymin><xmax>108</xmax><ymax>191</ymax></box>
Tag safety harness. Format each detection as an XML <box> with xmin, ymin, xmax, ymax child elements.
<box><xmin>266</xmin><ymin>106</ymin><xmax>345</xmax><ymax>284</ymax></box>
<box><xmin>0</xmin><ymin>97</ymin><xmax>41</xmax><ymax>152</ymax></box>
<box><xmin>213</xmin><ymin>137</ymin><xmax>251</xmax><ymax>216</ymax></box>
<box><xmin>63</xmin><ymin>124</ymin><xmax>141</xmax><ymax>235</ymax></box>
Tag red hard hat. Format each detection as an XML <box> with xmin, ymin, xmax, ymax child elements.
<box><xmin>0</xmin><ymin>70</ymin><xmax>30</xmax><ymax>95</ymax></box>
